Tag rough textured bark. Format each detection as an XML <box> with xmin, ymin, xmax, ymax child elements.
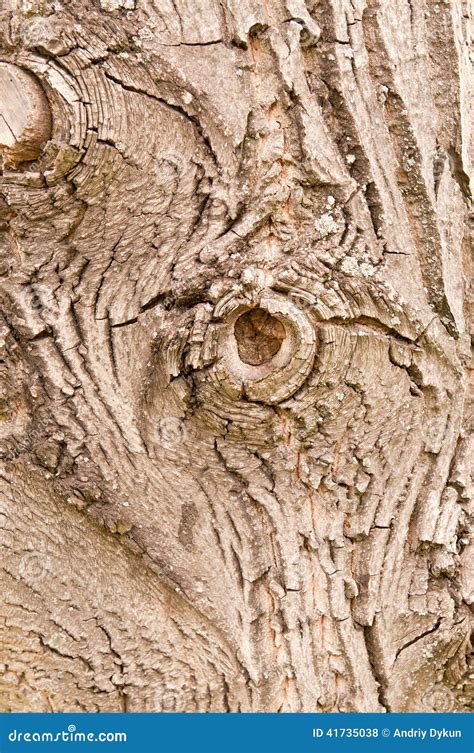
<box><xmin>0</xmin><ymin>0</ymin><xmax>472</xmax><ymax>713</ymax></box>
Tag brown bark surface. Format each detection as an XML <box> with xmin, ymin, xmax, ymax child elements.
<box><xmin>0</xmin><ymin>0</ymin><xmax>472</xmax><ymax>713</ymax></box>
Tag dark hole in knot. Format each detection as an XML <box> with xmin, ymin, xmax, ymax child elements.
<box><xmin>234</xmin><ymin>308</ymin><xmax>286</xmax><ymax>366</ymax></box>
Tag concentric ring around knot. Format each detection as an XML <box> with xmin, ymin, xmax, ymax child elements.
<box><xmin>212</xmin><ymin>292</ymin><xmax>317</xmax><ymax>405</ymax></box>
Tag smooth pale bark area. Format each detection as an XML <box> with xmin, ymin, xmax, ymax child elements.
<box><xmin>0</xmin><ymin>0</ymin><xmax>472</xmax><ymax>713</ymax></box>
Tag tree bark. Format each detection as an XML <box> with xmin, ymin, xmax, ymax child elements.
<box><xmin>0</xmin><ymin>0</ymin><xmax>472</xmax><ymax>713</ymax></box>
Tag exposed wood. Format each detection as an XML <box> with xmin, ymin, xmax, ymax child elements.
<box><xmin>0</xmin><ymin>62</ymin><xmax>52</xmax><ymax>167</ymax></box>
<box><xmin>0</xmin><ymin>0</ymin><xmax>472</xmax><ymax>713</ymax></box>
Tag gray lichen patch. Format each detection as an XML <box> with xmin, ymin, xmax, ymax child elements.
<box><xmin>99</xmin><ymin>0</ymin><xmax>135</xmax><ymax>10</ymax></box>
<box><xmin>314</xmin><ymin>212</ymin><xmax>340</xmax><ymax>238</ymax></box>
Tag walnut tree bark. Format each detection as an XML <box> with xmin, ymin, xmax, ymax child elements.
<box><xmin>0</xmin><ymin>0</ymin><xmax>472</xmax><ymax>713</ymax></box>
